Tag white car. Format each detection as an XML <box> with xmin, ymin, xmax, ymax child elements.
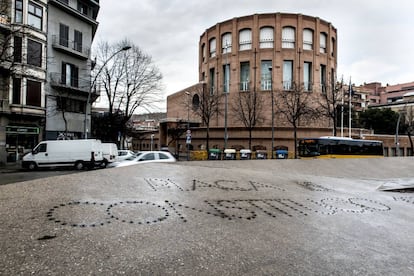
<box><xmin>109</xmin><ymin>151</ymin><xmax>176</xmax><ymax>168</ymax></box>
<box><xmin>116</xmin><ymin>150</ymin><xmax>136</xmax><ymax>161</ymax></box>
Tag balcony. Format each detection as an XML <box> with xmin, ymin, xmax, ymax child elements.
<box><xmin>51</xmin><ymin>35</ymin><xmax>89</xmax><ymax>60</ymax></box>
<box><xmin>50</xmin><ymin>72</ymin><xmax>99</xmax><ymax>101</ymax></box>
<box><xmin>261</xmin><ymin>80</ymin><xmax>272</xmax><ymax>91</ymax></box>
<box><xmin>240</xmin><ymin>81</ymin><xmax>250</xmax><ymax>92</ymax></box>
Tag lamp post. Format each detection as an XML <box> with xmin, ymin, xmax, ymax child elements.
<box><xmin>185</xmin><ymin>91</ymin><xmax>191</xmax><ymax>161</ymax></box>
<box><xmin>83</xmin><ymin>45</ymin><xmax>131</xmax><ymax>139</ymax></box>
<box><xmin>269</xmin><ymin>66</ymin><xmax>274</xmax><ymax>159</ymax></box>
<box><xmin>224</xmin><ymin>43</ymin><xmax>230</xmax><ymax>150</ymax></box>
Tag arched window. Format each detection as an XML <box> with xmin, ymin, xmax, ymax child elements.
<box><xmin>282</xmin><ymin>27</ymin><xmax>295</xmax><ymax>49</ymax></box>
<box><xmin>259</xmin><ymin>27</ymin><xmax>274</xmax><ymax>48</ymax></box>
<box><xmin>239</xmin><ymin>29</ymin><xmax>252</xmax><ymax>51</ymax></box>
<box><xmin>320</xmin><ymin>33</ymin><xmax>327</xmax><ymax>53</ymax></box>
<box><xmin>222</xmin><ymin>33</ymin><xmax>232</xmax><ymax>53</ymax></box>
<box><xmin>209</xmin><ymin>38</ymin><xmax>216</xmax><ymax>57</ymax></box>
<box><xmin>303</xmin><ymin>28</ymin><xmax>313</xmax><ymax>50</ymax></box>
<box><xmin>192</xmin><ymin>94</ymin><xmax>200</xmax><ymax>110</ymax></box>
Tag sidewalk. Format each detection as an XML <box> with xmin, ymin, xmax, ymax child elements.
<box><xmin>0</xmin><ymin>162</ymin><xmax>21</xmax><ymax>173</ymax></box>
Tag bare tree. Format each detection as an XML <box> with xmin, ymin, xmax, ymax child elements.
<box><xmin>275</xmin><ymin>83</ymin><xmax>318</xmax><ymax>158</ymax></box>
<box><xmin>94</xmin><ymin>39</ymin><xmax>163</xmax><ymax>147</ymax></box>
<box><xmin>232</xmin><ymin>90</ymin><xmax>265</xmax><ymax>149</ymax></box>
<box><xmin>191</xmin><ymin>82</ymin><xmax>222</xmax><ymax>150</ymax></box>
<box><xmin>318</xmin><ymin>78</ymin><xmax>343</xmax><ymax>136</ymax></box>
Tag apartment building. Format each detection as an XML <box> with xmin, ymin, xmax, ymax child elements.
<box><xmin>46</xmin><ymin>0</ymin><xmax>99</xmax><ymax>140</ymax></box>
<box><xmin>0</xmin><ymin>0</ymin><xmax>99</xmax><ymax>164</ymax></box>
<box><xmin>0</xmin><ymin>0</ymin><xmax>48</xmax><ymax>163</ymax></box>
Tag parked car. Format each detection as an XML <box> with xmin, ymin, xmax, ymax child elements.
<box><xmin>101</xmin><ymin>143</ymin><xmax>118</xmax><ymax>167</ymax></box>
<box><xmin>117</xmin><ymin>150</ymin><xmax>136</xmax><ymax>161</ymax></box>
<box><xmin>22</xmin><ymin>139</ymin><xmax>104</xmax><ymax>170</ymax></box>
<box><xmin>108</xmin><ymin>151</ymin><xmax>176</xmax><ymax>168</ymax></box>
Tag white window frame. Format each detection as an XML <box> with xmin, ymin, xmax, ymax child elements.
<box><xmin>320</xmin><ymin>33</ymin><xmax>327</xmax><ymax>53</ymax></box>
<box><xmin>209</xmin><ymin>38</ymin><xmax>216</xmax><ymax>58</ymax></box>
<box><xmin>259</xmin><ymin>27</ymin><xmax>274</xmax><ymax>49</ymax></box>
<box><xmin>222</xmin><ymin>33</ymin><xmax>232</xmax><ymax>54</ymax></box>
<box><xmin>283</xmin><ymin>60</ymin><xmax>293</xmax><ymax>90</ymax></box>
<box><xmin>239</xmin><ymin>29</ymin><xmax>252</xmax><ymax>51</ymax></box>
<box><xmin>282</xmin><ymin>27</ymin><xmax>295</xmax><ymax>49</ymax></box>
<box><xmin>303</xmin><ymin>29</ymin><xmax>313</xmax><ymax>50</ymax></box>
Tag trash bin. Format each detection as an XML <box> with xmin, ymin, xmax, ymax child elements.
<box><xmin>208</xmin><ymin>149</ymin><xmax>221</xmax><ymax>160</ymax></box>
<box><xmin>240</xmin><ymin>149</ymin><xmax>251</xmax><ymax>160</ymax></box>
<box><xmin>276</xmin><ymin>149</ymin><xmax>288</xmax><ymax>159</ymax></box>
<box><xmin>224</xmin><ymin>149</ymin><xmax>236</xmax><ymax>160</ymax></box>
<box><xmin>256</xmin><ymin>150</ymin><xmax>267</xmax><ymax>159</ymax></box>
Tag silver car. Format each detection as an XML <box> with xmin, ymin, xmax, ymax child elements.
<box><xmin>108</xmin><ymin>151</ymin><xmax>176</xmax><ymax>168</ymax></box>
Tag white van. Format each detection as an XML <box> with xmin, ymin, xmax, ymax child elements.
<box><xmin>101</xmin><ymin>143</ymin><xmax>118</xmax><ymax>167</ymax></box>
<box><xmin>22</xmin><ymin>139</ymin><xmax>104</xmax><ymax>170</ymax></box>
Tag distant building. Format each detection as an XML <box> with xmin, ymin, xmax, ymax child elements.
<box><xmin>164</xmin><ymin>13</ymin><xmax>338</xmax><ymax>154</ymax></box>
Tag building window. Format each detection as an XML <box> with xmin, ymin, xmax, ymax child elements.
<box><xmin>282</xmin><ymin>27</ymin><xmax>295</xmax><ymax>49</ymax></box>
<box><xmin>260</xmin><ymin>27</ymin><xmax>274</xmax><ymax>49</ymax></box>
<box><xmin>283</xmin><ymin>60</ymin><xmax>293</xmax><ymax>90</ymax></box>
<box><xmin>303</xmin><ymin>29</ymin><xmax>313</xmax><ymax>50</ymax></box>
<box><xmin>77</xmin><ymin>1</ymin><xmax>88</xmax><ymax>16</ymax></box>
<box><xmin>58</xmin><ymin>0</ymin><xmax>69</xmax><ymax>4</ymax></box>
<box><xmin>12</xmin><ymin>78</ymin><xmax>21</xmax><ymax>104</ymax></box>
<box><xmin>209</xmin><ymin>68</ymin><xmax>215</xmax><ymax>95</ymax></box>
<box><xmin>57</xmin><ymin>97</ymin><xmax>86</xmax><ymax>113</ymax></box>
<box><xmin>320</xmin><ymin>33</ymin><xmax>327</xmax><ymax>53</ymax></box>
<box><xmin>28</xmin><ymin>1</ymin><xmax>43</xmax><ymax>30</ymax></box>
<box><xmin>59</xmin><ymin>23</ymin><xmax>69</xmax><ymax>47</ymax></box>
<box><xmin>15</xmin><ymin>0</ymin><xmax>23</xmax><ymax>23</ymax></box>
<box><xmin>261</xmin><ymin>60</ymin><xmax>272</xmax><ymax>91</ymax></box>
<box><xmin>209</xmin><ymin>38</ymin><xmax>216</xmax><ymax>58</ymax></box>
<box><xmin>222</xmin><ymin>33</ymin><xmax>232</xmax><ymax>54</ymax></box>
<box><xmin>303</xmin><ymin>62</ymin><xmax>312</xmax><ymax>91</ymax></box>
<box><xmin>201</xmin><ymin>43</ymin><xmax>206</xmax><ymax>62</ymax></box>
<box><xmin>26</xmin><ymin>80</ymin><xmax>41</xmax><ymax>107</ymax></box>
<box><xmin>320</xmin><ymin>64</ymin><xmax>327</xmax><ymax>93</ymax></box>
<box><xmin>223</xmin><ymin>64</ymin><xmax>230</xmax><ymax>93</ymax></box>
<box><xmin>74</xmin><ymin>30</ymin><xmax>83</xmax><ymax>52</ymax></box>
<box><xmin>240</xmin><ymin>62</ymin><xmax>250</xmax><ymax>91</ymax></box>
<box><xmin>331</xmin><ymin>37</ymin><xmax>336</xmax><ymax>57</ymax></box>
<box><xmin>27</xmin><ymin>39</ymin><xmax>42</xmax><ymax>67</ymax></box>
<box><xmin>62</xmin><ymin>62</ymin><xmax>79</xmax><ymax>87</ymax></box>
<box><xmin>13</xmin><ymin>36</ymin><xmax>22</xmax><ymax>63</ymax></box>
<box><xmin>239</xmin><ymin>29</ymin><xmax>252</xmax><ymax>51</ymax></box>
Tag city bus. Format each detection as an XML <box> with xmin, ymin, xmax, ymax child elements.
<box><xmin>298</xmin><ymin>136</ymin><xmax>384</xmax><ymax>159</ymax></box>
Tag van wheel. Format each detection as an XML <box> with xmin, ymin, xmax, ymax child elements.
<box><xmin>28</xmin><ymin>162</ymin><xmax>37</xmax><ymax>171</ymax></box>
<box><xmin>101</xmin><ymin>160</ymin><xmax>108</xmax><ymax>168</ymax></box>
<box><xmin>74</xmin><ymin>161</ymin><xmax>84</xmax><ymax>170</ymax></box>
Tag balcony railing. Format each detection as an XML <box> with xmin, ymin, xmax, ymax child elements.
<box><xmin>240</xmin><ymin>81</ymin><xmax>250</xmax><ymax>92</ymax></box>
<box><xmin>52</xmin><ymin>35</ymin><xmax>89</xmax><ymax>59</ymax></box>
<box><xmin>261</xmin><ymin>80</ymin><xmax>272</xmax><ymax>91</ymax></box>
<box><xmin>303</xmin><ymin>82</ymin><xmax>313</xmax><ymax>92</ymax></box>
<box><xmin>283</xmin><ymin>81</ymin><xmax>293</xmax><ymax>90</ymax></box>
<box><xmin>50</xmin><ymin>72</ymin><xmax>92</xmax><ymax>94</ymax></box>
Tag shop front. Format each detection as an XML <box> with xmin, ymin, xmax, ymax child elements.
<box><xmin>5</xmin><ymin>126</ymin><xmax>41</xmax><ymax>162</ymax></box>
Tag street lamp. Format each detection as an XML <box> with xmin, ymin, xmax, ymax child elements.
<box><xmin>83</xmin><ymin>45</ymin><xmax>131</xmax><ymax>139</ymax></box>
<box><xmin>269</xmin><ymin>66</ymin><xmax>274</xmax><ymax>159</ymax></box>
<box><xmin>185</xmin><ymin>91</ymin><xmax>191</xmax><ymax>161</ymax></box>
<box><xmin>224</xmin><ymin>43</ymin><xmax>230</xmax><ymax>150</ymax></box>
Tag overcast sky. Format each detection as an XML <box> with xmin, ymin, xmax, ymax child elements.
<box><xmin>94</xmin><ymin>0</ymin><xmax>414</xmax><ymax>111</ymax></box>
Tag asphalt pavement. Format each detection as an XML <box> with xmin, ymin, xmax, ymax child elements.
<box><xmin>1</xmin><ymin>158</ymin><xmax>413</xmax><ymax>275</ymax></box>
